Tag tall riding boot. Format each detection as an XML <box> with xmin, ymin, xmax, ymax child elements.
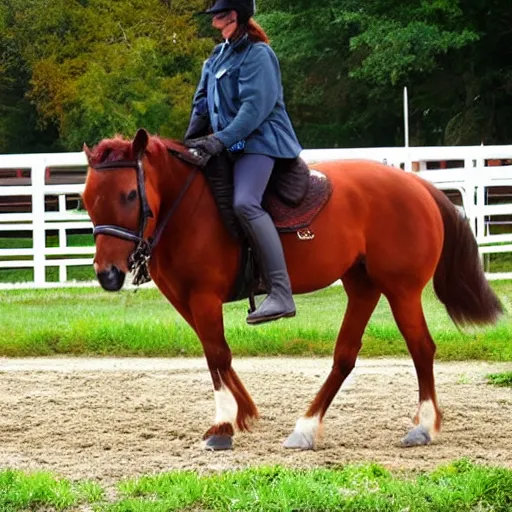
<box><xmin>241</xmin><ymin>213</ymin><xmax>296</xmax><ymax>325</ymax></box>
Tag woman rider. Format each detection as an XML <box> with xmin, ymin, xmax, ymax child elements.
<box><xmin>184</xmin><ymin>0</ymin><xmax>303</xmax><ymax>325</ymax></box>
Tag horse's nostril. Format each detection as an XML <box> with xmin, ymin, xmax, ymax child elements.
<box><xmin>97</xmin><ymin>266</ymin><xmax>126</xmax><ymax>292</ymax></box>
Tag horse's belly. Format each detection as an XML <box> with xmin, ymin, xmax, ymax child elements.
<box><xmin>281</xmin><ymin>193</ymin><xmax>364</xmax><ymax>293</ymax></box>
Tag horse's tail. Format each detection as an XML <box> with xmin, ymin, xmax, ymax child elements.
<box><xmin>421</xmin><ymin>180</ymin><xmax>503</xmax><ymax>327</ymax></box>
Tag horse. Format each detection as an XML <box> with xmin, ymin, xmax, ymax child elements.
<box><xmin>82</xmin><ymin>128</ymin><xmax>503</xmax><ymax>451</ymax></box>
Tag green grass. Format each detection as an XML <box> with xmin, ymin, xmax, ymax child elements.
<box><xmin>0</xmin><ymin>470</ymin><xmax>103</xmax><ymax>511</ymax></box>
<box><xmin>0</xmin><ymin>281</ymin><xmax>512</xmax><ymax>360</ymax></box>
<box><xmin>487</xmin><ymin>372</ymin><xmax>512</xmax><ymax>387</ymax></box>
<box><xmin>0</xmin><ymin>233</ymin><xmax>92</xmax><ymax>251</ymax></box>
<box><xmin>0</xmin><ymin>265</ymin><xmax>94</xmax><ymax>284</ymax></box>
<box><xmin>0</xmin><ymin>460</ymin><xmax>511</xmax><ymax>511</ymax></box>
<box><xmin>0</xmin><ymin>234</ymin><xmax>94</xmax><ymax>283</ymax></box>
<box><xmin>483</xmin><ymin>251</ymin><xmax>512</xmax><ymax>274</ymax></box>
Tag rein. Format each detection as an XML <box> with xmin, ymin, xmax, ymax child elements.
<box><xmin>91</xmin><ymin>149</ymin><xmax>198</xmax><ymax>285</ymax></box>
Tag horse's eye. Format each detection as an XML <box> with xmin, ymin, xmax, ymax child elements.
<box><xmin>127</xmin><ymin>190</ymin><xmax>138</xmax><ymax>202</ymax></box>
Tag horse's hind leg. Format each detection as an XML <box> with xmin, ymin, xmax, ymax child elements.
<box><xmin>284</xmin><ymin>264</ymin><xmax>381</xmax><ymax>450</ymax></box>
<box><xmin>386</xmin><ymin>291</ymin><xmax>442</xmax><ymax>447</ymax></box>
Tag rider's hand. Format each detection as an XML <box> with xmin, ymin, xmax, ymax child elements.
<box><xmin>185</xmin><ymin>135</ymin><xmax>224</xmax><ymax>157</ymax></box>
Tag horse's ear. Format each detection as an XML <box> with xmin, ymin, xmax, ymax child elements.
<box><xmin>83</xmin><ymin>143</ymin><xmax>93</xmax><ymax>165</ymax></box>
<box><xmin>132</xmin><ymin>128</ymin><xmax>149</xmax><ymax>160</ymax></box>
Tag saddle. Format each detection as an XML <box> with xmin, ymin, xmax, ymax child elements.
<box><xmin>202</xmin><ymin>152</ymin><xmax>333</xmax><ymax>307</ymax></box>
<box><xmin>204</xmin><ymin>152</ymin><xmax>332</xmax><ymax>239</ymax></box>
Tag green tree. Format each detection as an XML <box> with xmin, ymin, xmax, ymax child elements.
<box><xmin>1</xmin><ymin>0</ymin><xmax>511</xmax><ymax>152</ymax></box>
<box><xmin>258</xmin><ymin>0</ymin><xmax>512</xmax><ymax>147</ymax></box>
<box><xmin>1</xmin><ymin>0</ymin><xmax>212</xmax><ymax>151</ymax></box>
<box><xmin>0</xmin><ymin>1</ymin><xmax>62</xmax><ymax>153</ymax></box>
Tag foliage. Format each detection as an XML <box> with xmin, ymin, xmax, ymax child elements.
<box><xmin>258</xmin><ymin>0</ymin><xmax>512</xmax><ymax>147</ymax></box>
<box><xmin>0</xmin><ymin>0</ymin><xmax>511</xmax><ymax>152</ymax></box>
<box><xmin>0</xmin><ymin>0</ymin><xmax>211</xmax><ymax>151</ymax></box>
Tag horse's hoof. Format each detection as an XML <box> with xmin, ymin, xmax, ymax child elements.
<box><xmin>401</xmin><ymin>426</ymin><xmax>432</xmax><ymax>447</ymax></box>
<box><xmin>283</xmin><ymin>430</ymin><xmax>315</xmax><ymax>450</ymax></box>
<box><xmin>204</xmin><ymin>435</ymin><xmax>233</xmax><ymax>451</ymax></box>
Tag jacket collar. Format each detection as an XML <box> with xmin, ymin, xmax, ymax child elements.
<box><xmin>230</xmin><ymin>34</ymin><xmax>250</xmax><ymax>52</ymax></box>
<box><xmin>209</xmin><ymin>33</ymin><xmax>250</xmax><ymax>62</ymax></box>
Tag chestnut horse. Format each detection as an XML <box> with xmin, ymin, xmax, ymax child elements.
<box><xmin>82</xmin><ymin>128</ymin><xmax>502</xmax><ymax>451</ymax></box>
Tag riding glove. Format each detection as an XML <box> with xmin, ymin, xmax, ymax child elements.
<box><xmin>185</xmin><ymin>135</ymin><xmax>224</xmax><ymax>157</ymax></box>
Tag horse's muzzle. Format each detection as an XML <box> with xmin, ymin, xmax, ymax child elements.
<box><xmin>97</xmin><ymin>266</ymin><xmax>126</xmax><ymax>292</ymax></box>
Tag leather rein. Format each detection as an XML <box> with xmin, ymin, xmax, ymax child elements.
<box><xmin>90</xmin><ymin>148</ymin><xmax>199</xmax><ymax>285</ymax></box>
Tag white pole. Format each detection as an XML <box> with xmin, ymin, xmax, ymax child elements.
<box><xmin>403</xmin><ymin>86</ymin><xmax>412</xmax><ymax>171</ymax></box>
<box><xmin>404</xmin><ymin>86</ymin><xmax>409</xmax><ymax>148</ymax></box>
<box><xmin>31</xmin><ymin>162</ymin><xmax>46</xmax><ymax>286</ymax></box>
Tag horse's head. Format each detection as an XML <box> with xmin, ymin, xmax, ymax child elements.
<box><xmin>82</xmin><ymin>128</ymin><xmax>161</xmax><ymax>291</ymax></box>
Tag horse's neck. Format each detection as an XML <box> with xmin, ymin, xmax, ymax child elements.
<box><xmin>153</xmin><ymin>158</ymin><xmax>227</xmax><ymax>248</ymax></box>
<box><xmin>156</xmin><ymin>158</ymin><xmax>203</xmax><ymax>213</ymax></box>
<box><xmin>147</xmin><ymin>154</ymin><xmax>241</xmax><ymax>306</ymax></box>
<box><xmin>149</xmin><ymin>158</ymin><xmax>238</xmax><ymax>295</ymax></box>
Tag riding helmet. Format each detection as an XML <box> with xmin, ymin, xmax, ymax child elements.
<box><xmin>203</xmin><ymin>0</ymin><xmax>256</xmax><ymax>23</ymax></box>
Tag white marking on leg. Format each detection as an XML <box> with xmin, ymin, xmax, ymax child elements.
<box><xmin>418</xmin><ymin>399</ymin><xmax>436</xmax><ymax>437</ymax></box>
<box><xmin>214</xmin><ymin>385</ymin><xmax>238</xmax><ymax>425</ymax></box>
<box><xmin>283</xmin><ymin>415</ymin><xmax>322</xmax><ymax>449</ymax></box>
<box><xmin>294</xmin><ymin>416</ymin><xmax>321</xmax><ymax>438</ymax></box>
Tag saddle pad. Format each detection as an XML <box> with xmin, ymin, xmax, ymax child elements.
<box><xmin>264</xmin><ymin>170</ymin><xmax>333</xmax><ymax>232</ymax></box>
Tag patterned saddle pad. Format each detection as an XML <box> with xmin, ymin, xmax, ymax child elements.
<box><xmin>265</xmin><ymin>169</ymin><xmax>332</xmax><ymax>233</ymax></box>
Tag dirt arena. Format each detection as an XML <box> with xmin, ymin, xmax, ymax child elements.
<box><xmin>0</xmin><ymin>357</ymin><xmax>510</xmax><ymax>483</ymax></box>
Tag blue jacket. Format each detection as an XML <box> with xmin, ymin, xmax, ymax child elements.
<box><xmin>188</xmin><ymin>35</ymin><xmax>302</xmax><ymax>159</ymax></box>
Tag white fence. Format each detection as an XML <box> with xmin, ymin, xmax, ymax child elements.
<box><xmin>1</xmin><ymin>144</ymin><xmax>512</xmax><ymax>289</ymax></box>
<box><xmin>0</xmin><ymin>152</ymin><xmax>93</xmax><ymax>289</ymax></box>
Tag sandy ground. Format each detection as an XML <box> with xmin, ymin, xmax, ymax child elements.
<box><xmin>0</xmin><ymin>357</ymin><xmax>511</xmax><ymax>483</ymax></box>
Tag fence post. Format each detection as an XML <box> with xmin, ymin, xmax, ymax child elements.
<box><xmin>473</xmin><ymin>149</ymin><xmax>486</xmax><ymax>243</ymax></box>
<box><xmin>58</xmin><ymin>194</ymin><xmax>68</xmax><ymax>282</ymax></box>
<box><xmin>463</xmin><ymin>156</ymin><xmax>477</xmax><ymax>237</ymax></box>
<box><xmin>32</xmin><ymin>161</ymin><xmax>46</xmax><ymax>286</ymax></box>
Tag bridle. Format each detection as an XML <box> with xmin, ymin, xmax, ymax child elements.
<box><xmin>90</xmin><ymin>149</ymin><xmax>198</xmax><ymax>285</ymax></box>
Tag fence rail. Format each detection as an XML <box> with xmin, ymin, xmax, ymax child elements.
<box><xmin>2</xmin><ymin>145</ymin><xmax>512</xmax><ymax>289</ymax></box>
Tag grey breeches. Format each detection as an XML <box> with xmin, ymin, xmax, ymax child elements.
<box><xmin>233</xmin><ymin>154</ymin><xmax>275</xmax><ymax>221</ymax></box>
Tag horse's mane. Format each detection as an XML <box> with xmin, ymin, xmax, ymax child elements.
<box><xmin>89</xmin><ymin>134</ymin><xmax>193</xmax><ymax>166</ymax></box>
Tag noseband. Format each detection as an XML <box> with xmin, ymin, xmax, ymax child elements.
<box><xmin>91</xmin><ymin>150</ymin><xmax>198</xmax><ymax>285</ymax></box>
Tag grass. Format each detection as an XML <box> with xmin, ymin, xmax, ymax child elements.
<box><xmin>0</xmin><ymin>234</ymin><xmax>94</xmax><ymax>283</ymax></box>
<box><xmin>0</xmin><ymin>281</ymin><xmax>512</xmax><ymax>360</ymax></box>
<box><xmin>0</xmin><ymin>460</ymin><xmax>511</xmax><ymax>511</ymax></box>
<box><xmin>0</xmin><ymin>233</ymin><xmax>93</xmax><ymax>251</ymax></box>
<box><xmin>0</xmin><ymin>470</ymin><xmax>104</xmax><ymax>511</ymax></box>
<box><xmin>484</xmin><ymin>252</ymin><xmax>512</xmax><ymax>274</ymax></box>
<box><xmin>487</xmin><ymin>372</ymin><xmax>512</xmax><ymax>387</ymax></box>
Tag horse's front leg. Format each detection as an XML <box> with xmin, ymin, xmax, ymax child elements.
<box><xmin>189</xmin><ymin>292</ymin><xmax>259</xmax><ymax>450</ymax></box>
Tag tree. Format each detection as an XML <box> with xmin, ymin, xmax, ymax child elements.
<box><xmin>1</xmin><ymin>0</ymin><xmax>511</xmax><ymax>152</ymax></box>
<box><xmin>258</xmin><ymin>0</ymin><xmax>512</xmax><ymax>147</ymax></box>
<box><xmin>1</xmin><ymin>0</ymin><xmax>212</xmax><ymax>151</ymax></box>
<box><xmin>0</xmin><ymin>1</ymin><xmax>62</xmax><ymax>153</ymax></box>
